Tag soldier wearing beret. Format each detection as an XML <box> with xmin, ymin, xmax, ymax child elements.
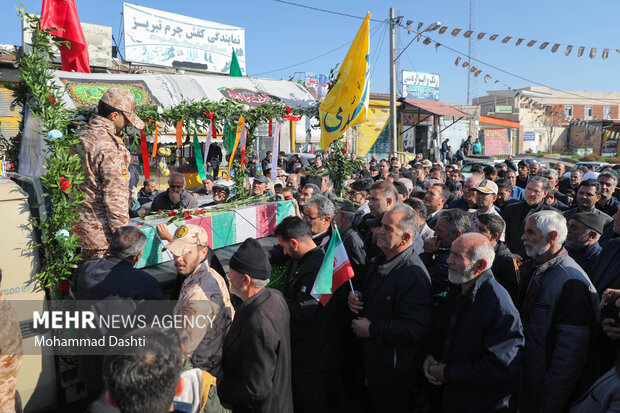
<box><xmin>74</xmin><ymin>87</ymin><xmax>145</xmax><ymax>259</ymax></box>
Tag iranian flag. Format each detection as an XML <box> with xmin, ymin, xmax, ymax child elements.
<box><xmin>311</xmin><ymin>227</ymin><xmax>355</xmax><ymax>306</ymax></box>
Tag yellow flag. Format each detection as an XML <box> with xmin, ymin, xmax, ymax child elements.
<box><xmin>319</xmin><ymin>12</ymin><xmax>370</xmax><ymax>150</ymax></box>
<box><xmin>226</xmin><ymin>117</ymin><xmax>245</xmax><ymax>181</ymax></box>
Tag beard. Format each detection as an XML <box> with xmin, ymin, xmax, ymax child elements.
<box><xmin>448</xmin><ymin>262</ymin><xmax>478</xmax><ymax>285</ymax></box>
<box><xmin>524</xmin><ymin>238</ymin><xmax>551</xmax><ymax>258</ymax></box>
<box><xmin>565</xmin><ymin>232</ymin><xmax>589</xmax><ymax>250</ymax></box>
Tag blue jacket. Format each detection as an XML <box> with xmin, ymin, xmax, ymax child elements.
<box><xmin>519</xmin><ymin>251</ymin><xmax>600</xmax><ymax>413</ymax></box>
<box><xmin>431</xmin><ymin>271</ymin><xmax>524</xmax><ymax>412</ymax></box>
<box><xmin>567</xmin><ymin>242</ymin><xmax>602</xmax><ymax>280</ymax></box>
<box><xmin>570</xmin><ymin>367</ymin><xmax>620</xmax><ymax>413</ymax></box>
<box><xmin>508</xmin><ymin>186</ymin><xmax>525</xmax><ymax>201</ymax></box>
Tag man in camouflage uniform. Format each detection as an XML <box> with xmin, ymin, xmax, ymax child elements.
<box><xmin>165</xmin><ymin>224</ymin><xmax>234</xmax><ymax>378</ymax></box>
<box><xmin>0</xmin><ymin>270</ymin><xmax>23</xmax><ymax>413</ymax></box>
<box><xmin>74</xmin><ymin>87</ymin><xmax>145</xmax><ymax>259</ymax></box>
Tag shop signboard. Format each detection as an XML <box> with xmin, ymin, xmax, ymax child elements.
<box><xmin>483</xmin><ymin>128</ymin><xmax>510</xmax><ymax>155</ymax></box>
<box><xmin>123</xmin><ymin>3</ymin><xmax>246</xmax><ymax>74</ymax></box>
<box><xmin>523</xmin><ymin>131</ymin><xmax>536</xmax><ymax>141</ymax></box>
<box><xmin>495</xmin><ymin>105</ymin><xmax>512</xmax><ymax>113</ymax></box>
<box><xmin>402</xmin><ymin>71</ymin><xmax>439</xmax><ymax>101</ymax></box>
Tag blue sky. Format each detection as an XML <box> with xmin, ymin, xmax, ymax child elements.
<box><xmin>2</xmin><ymin>0</ymin><xmax>620</xmax><ymax>104</ymax></box>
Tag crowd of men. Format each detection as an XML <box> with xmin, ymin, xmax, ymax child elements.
<box><xmin>69</xmin><ymin>145</ymin><xmax>620</xmax><ymax>413</ymax></box>
<box><xmin>3</xmin><ymin>87</ymin><xmax>620</xmax><ymax>413</ymax></box>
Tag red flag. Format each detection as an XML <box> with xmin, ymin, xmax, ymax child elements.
<box><xmin>40</xmin><ymin>0</ymin><xmax>90</xmax><ymax>73</ymax></box>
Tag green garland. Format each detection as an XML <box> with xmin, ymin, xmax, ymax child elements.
<box><xmin>9</xmin><ymin>9</ymin><xmax>318</xmax><ymax>291</ymax></box>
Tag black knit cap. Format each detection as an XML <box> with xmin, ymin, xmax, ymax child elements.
<box><xmin>571</xmin><ymin>212</ymin><xmax>605</xmax><ymax>235</ymax></box>
<box><xmin>229</xmin><ymin>238</ymin><xmax>271</xmax><ymax>280</ymax></box>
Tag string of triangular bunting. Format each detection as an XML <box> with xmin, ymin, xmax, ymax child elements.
<box><xmin>417</xmin><ymin>35</ymin><xmax>610</xmax><ymax>133</ymax></box>
<box><xmin>404</xmin><ymin>20</ymin><xmax>613</xmax><ymax>59</ymax></box>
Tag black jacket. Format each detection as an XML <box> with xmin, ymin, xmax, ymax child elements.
<box><xmin>564</xmin><ymin>207</ymin><xmax>615</xmax><ymax>244</ymax></box>
<box><xmin>219</xmin><ymin>289</ymin><xmax>293</xmax><ymax>413</ymax></box>
<box><xmin>502</xmin><ymin>201</ymin><xmax>558</xmax><ymax>258</ymax></box>
<box><xmin>151</xmin><ymin>189</ymin><xmax>198</xmax><ymax>211</ymax></box>
<box><xmin>283</xmin><ymin>247</ymin><xmax>345</xmax><ymax>373</ymax></box>
<box><xmin>430</xmin><ymin>271</ymin><xmax>524</xmax><ymax>413</ymax></box>
<box><xmin>340</xmin><ymin>226</ymin><xmax>367</xmax><ymax>287</ymax></box>
<box><xmin>420</xmin><ymin>247</ymin><xmax>451</xmax><ymax>296</ymax></box>
<box><xmin>207</xmin><ymin>144</ymin><xmax>223</xmax><ymax>164</ymax></box>
<box><xmin>261</xmin><ymin>157</ymin><xmax>272</xmax><ymax>175</ymax></box>
<box><xmin>493</xmin><ymin>241</ymin><xmax>520</xmax><ymax>303</ymax></box>
<box><xmin>76</xmin><ymin>257</ymin><xmax>164</xmax><ymax>392</ymax></box>
<box><xmin>359</xmin><ymin>246</ymin><xmax>432</xmax><ymax>384</ymax></box>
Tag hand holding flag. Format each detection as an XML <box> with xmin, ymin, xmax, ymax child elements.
<box><xmin>311</xmin><ymin>226</ymin><xmax>355</xmax><ymax>306</ymax></box>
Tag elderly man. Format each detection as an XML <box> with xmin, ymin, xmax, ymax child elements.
<box><xmin>251</xmin><ymin>175</ymin><xmax>271</xmax><ymax>197</ymax></box>
<box><xmin>77</xmin><ymin>226</ymin><xmax>164</xmax><ymax>398</ymax></box>
<box><xmin>469</xmin><ymin>180</ymin><xmax>505</xmax><ymax>240</ymax></box>
<box><xmin>74</xmin><ymin>87</ymin><xmax>145</xmax><ymax>259</ymax></box>
<box><xmin>192</xmin><ymin>175</ymin><xmax>214</xmax><ymax>196</ymax></box>
<box><xmin>348</xmin><ymin>204</ymin><xmax>432</xmax><ymax>412</ymax></box>
<box><xmin>151</xmin><ymin>172</ymin><xmax>198</xmax><ymax>211</ymax></box>
<box><xmin>555</xmin><ymin>161</ymin><xmax>567</xmax><ymax>178</ymax></box>
<box><xmin>424</xmin><ymin>233</ymin><xmax>524</xmax><ymax>413</ymax></box>
<box><xmin>566</xmin><ymin>212</ymin><xmax>604</xmax><ymax>279</ymax></box>
<box><xmin>420</xmin><ymin>209</ymin><xmax>471</xmax><ymax>295</ymax></box>
<box><xmin>138</xmin><ymin>178</ymin><xmax>158</xmax><ymax>205</ymax></box>
<box><xmin>597</xmin><ymin>171</ymin><xmax>619</xmax><ymax>217</ymax></box>
<box><xmin>166</xmin><ymin>224</ymin><xmax>234</xmax><ymax>378</ymax></box>
<box><xmin>519</xmin><ymin>211</ymin><xmax>600</xmax><ymax>413</ymax></box>
<box><xmin>503</xmin><ymin>176</ymin><xmax>556</xmax><ymax>259</ymax></box>
<box><xmin>275</xmin><ymin>217</ymin><xmax>344</xmax><ymax>413</ymax></box>
<box><xmin>219</xmin><ymin>238</ymin><xmax>293</xmax><ymax>413</ymax></box>
<box><xmin>447</xmin><ymin>174</ymin><xmax>483</xmax><ymax>211</ymax></box>
<box><xmin>474</xmin><ymin>214</ymin><xmax>520</xmax><ymax>302</ymax></box>
<box><xmin>564</xmin><ymin>180</ymin><xmax>614</xmax><ymax>242</ymax></box>
<box><xmin>542</xmin><ymin>168</ymin><xmax>569</xmax><ymax>205</ymax></box>
<box><xmin>286</xmin><ymin>173</ymin><xmax>301</xmax><ymax>191</ymax></box>
<box><xmin>424</xmin><ymin>182</ymin><xmax>450</xmax><ymax>230</ymax></box>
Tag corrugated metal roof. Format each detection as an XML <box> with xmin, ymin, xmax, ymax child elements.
<box><xmin>403</xmin><ymin>99</ymin><xmax>472</xmax><ymax>118</ymax></box>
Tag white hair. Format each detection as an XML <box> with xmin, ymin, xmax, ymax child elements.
<box><xmin>527</xmin><ymin>210</ymin><xmax>568</xmax><ymax>245</ymax></box>
<box><xmin>251</xmin><ymin>278</ymin><xmax>269</xmax><ymax>289</ymax></box>
<box><xmin>460</xmin><ymin>233</ymin><xmax>495</xmax><ymax>270</ymax></box>
<box><xmin>398</xmin><ymin>178</ymin><xmax>414</xmax><ymax>193</ymax></box>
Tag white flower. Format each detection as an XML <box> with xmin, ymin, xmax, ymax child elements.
<box><xmin>157</xmin><ymin>106</ymin><xmax>164</xmax><ymax>114</ymax></box>
<box><xmin>241</xmin><ymin>104</ymin><xmax>250</xmax><ymax>112</ymax></box>
<box><xmin>47</xmin><ymin>130</ymin><xmax>63</xmax><ymax>140</ymax></box>
<box><xmin>55</xmin><ymin>229</ymin><xmax>70</xmax><ymax>239</ymax></box>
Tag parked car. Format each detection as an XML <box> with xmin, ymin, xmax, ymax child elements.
<box><xmin>461</xmin><ymin>161</ymin><xmax>493</xmax><ymax>179</ymax></box>
<box><xmin>563</xmin><ymin>162</ymin><xmax>609</xmax><ymax>179</ymax></box>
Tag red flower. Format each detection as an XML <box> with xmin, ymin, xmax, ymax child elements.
<box><xmin>48</xmin><ymin>94</ymin><xmax>56</xmax><ymax>105</ymax></box>
<box><xmin>168</xmin><ymin>210</ymin><xmax>175</xmax><ymax>217</ymax></box>
<box><xmin>205</xmin><ymin>110</ymin><xmax>214</xmax><ymax>119</ymax></box>
<box><xmin>284</xmin><ymin>195</ymin><xmax>292</xmax><ymax>200</ymax></box>
<box><xmin>285</xmin><ymin>106</ymin><xmax>292</xmax><ymax>114</ymax></box>
<box><xmin>183</xmin><ymin>211</ymin><xmax>192</xmax><ymax>219</ymax></box>
<box><xmin>157</xmin><ymin>210</ymin><xmax>163</xmax><ymax>214</ymax></box>
<box><xmin>58</xmin><ymin>280</ymin><xmax>70</xmax><ymax>292</ymax></box>
<box><xmin>59</xmin><ymin>177</ymin><xmax>70</xmax><ymax>190</ymax></box>
<box><xmin>343</xmin><ymin>149</ymin><xmax>348</xmax><ymax>155</ymax></box>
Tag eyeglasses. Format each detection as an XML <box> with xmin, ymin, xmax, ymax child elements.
<box><xmin>303</xmin><ymin>214</ymin><xmax>322</xmax><ymax>221</ymax></box>
<box><xmin>169</xmin><ymin>184</ymin><xmax>184</xmax><ymax>189</ymax></box>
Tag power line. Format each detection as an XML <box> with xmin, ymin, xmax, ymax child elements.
<box><xmin>273</xmin><ymin>0</ymin><xmax>386</xmax><ymax>23</ymax></box>
<box><xmin>251</xmin><ymin>23</ymin><xmax>384</xmax><ymax>77</ymax></box>
<box><xmin>423</xmin><ymin>34</ymin><xmax>620</xmax><ymax>106</ymax></box>
<box><xmin>369</xmin><ymin>22</ymin><xmax>388</xmax><ymax>82</ymax></box>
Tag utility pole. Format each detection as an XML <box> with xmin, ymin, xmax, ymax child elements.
<box><xmin>389</xmin><ymin>8</ymin><xmax>398</xmax><ymax>154</ymax></box>
<box><xmin>466</xmin><ymin>0</ymin><xmax>477</xmax><ymax>104</ymax></box>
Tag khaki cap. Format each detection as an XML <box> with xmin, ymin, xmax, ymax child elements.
<box><xmin>475</xmin><ymin>179</ymin><xmax>499</xmax><ymax>195</ymax></box>
<box><xmin>164</xmin><ymin>224</ymin><xmax>208</xmax><ymax>256</ymax></box>
<box><xmin>100</xmin><ymin>87</ymin><xmax>145</xmax><ymax>130</ymax></box>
